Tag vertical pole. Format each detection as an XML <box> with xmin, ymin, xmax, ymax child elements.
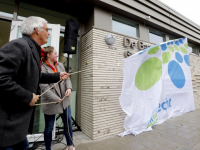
<box><xmin>13</xmin><ymin>0</ymin><xmax>19</xmax><ymax>21</ymax></box>
<box><xmin>67</xmin><ymin>53</ymin><xmax>69</xmax><ymax>73</ymax></box>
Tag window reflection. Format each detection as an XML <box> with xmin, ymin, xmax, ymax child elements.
<box><xmin>112</xmin><ymin>17</ymin><xmax>139</xmax><ymax>38</ymax></box>
<box><xmin>149</xmin><ymin>29</ymin><xmax>165</xmax><ymax>44</ymax></box>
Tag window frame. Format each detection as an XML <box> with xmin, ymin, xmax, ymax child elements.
<box><xmin>149</xmin><ymin>28</ymin><xmax>166</xmax><ymax>44</ymax></box>
<box><xmin>112</xmin><ymin>15</ymin><xmax>139</xmax><ymax>38</ymax></box>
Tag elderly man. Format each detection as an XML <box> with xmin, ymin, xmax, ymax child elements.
<box><xmin>0</xmin><ymin>16</ymin><xmax>69</xmax><ymax>150</ymax></box>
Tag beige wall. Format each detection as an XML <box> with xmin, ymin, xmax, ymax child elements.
<box><xmin>81</xmin><ymin>27</ymin><xmax>154</xmax><ymax>140</ymax></box>
<box><xmin>190</xmin><ymin>54</ymin><xmax>200</xmax><ymax>109</ymax></box>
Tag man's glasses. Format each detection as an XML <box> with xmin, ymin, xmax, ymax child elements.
<box><xmin>41</xmin><ymin>27</ymin><xmax>49</xmax><ymax>32</ymax></box>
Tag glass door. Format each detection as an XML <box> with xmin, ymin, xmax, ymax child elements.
<box><xmin>9</xmin><ymin>20</ymin><xmax>60</xmax><ymax>142</ymax></box>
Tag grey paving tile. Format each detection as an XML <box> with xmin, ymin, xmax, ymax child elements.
<box><xmin>103</xmin><ymin>142</ymin><xmax>124</xmax><ymax>150</ymax></box>
<box><xmin>174</xmin><ymin>145</ymin><xmax>195</xmax><ymax>150</ymax></box>
<box><xmin>159</xmin><ymin>139</ymin><xmax>180</xmax><ymax>149</ymax></box>
<box><xmin>141</xmin><ymin>147</ymin><xmax>151</xmax><ymax>150</ymax></box>
<box><xmin>161</xmin><ymin>133</ymin><xmax>180</xmax><ymax>141</ymax></box>
<box><xmin>188</xmin><ymin>127</ymin><xmax>199</xmax><ymax>131</ymax></box>
<box><xmin>158</xmin><ymin>147</ymin><xmax>172</xmax><ymax>150</ymax></box>
<box><xmin>142</xmin><ymin>140</ymin><xmax>164</xmax><ymax>150</ymax></box>
<box><xmin>176</xmin><ymin>128</ymin><xmax>192</xmax><ymax>134</ymax></box>
<box><xmin>112</xmin><ymin>135</ymin><xmax>132</xmax><ymax>145</ymax></box>
<box><xmin>192</xmin><ymin>143</ymin><xmax>200</xmax><ymax>150</ymax></box>
<box><xmin>176</xmin><ymin>132</ymin><xmax>194</xmax><ymax>139</ymax></box>
<box><xmin>189</xmin><ymin>131</ymin><xmax>200</xmax><ymax>137</ymax></box>
<box><xmin>126</xmin><ymin>141</ymin><xmax>146</xmax><ymax>150</ymax></box>
<box><xmin>174</xmin><ymin>137</ymin><xmax>196</xmax><ymax>148</ymax></box>
<box><xmin>139</xmin><ymin>131</ymin><xmax>154</xmax><ymax>137</ymax></box>
<box><xmin>75</xmin><ymin>143</ymin><xmax>89</xmax><ymax>150</ymax></box>
<box><xmin>163</xmin><ymin>128</ymin><xmax>179</xmax><ymax>134</ymax></box>
<box><xmin>129</xmin><ymin>134</ymin><xmax>150</xmax><ymax>143</ymax></box>
<box><xmin>51</xmin><ymin>143</ymin><xmax>66</xmax><ymax>150</ymax></box>
<box><xmin>151</xmin><ymin>129</ymin><xmax>166</xmax><ymax>135</ymax></box>
<box><xmin>146</xmin><ymin>134</ymin><xmax>165</xmax><ymax>142</ymax></box>
<box><xmin>189</xmin><ymin>136</ymin><xmax>200</xmax><ymax>144</ymax></box>
<box><xmin>99</xmin><ymin>138</ymin><xmax>116</xmax><ymax>146</ymax></box>
<box><xmin>85</xmin><ymin>142</ymin><xmax>109</xmax><ymax>150</ymax></box>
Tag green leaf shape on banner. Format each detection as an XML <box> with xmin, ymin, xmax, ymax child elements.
<box><xmin>184</xmin><ymin>44</ymin><xmax>188</xmax><ymax>49</ymax></box>
<box><xmin>162</xmin><ymin>52</ymin><xmax>171</xmax><ymax>64</ymax></box>
<box><xmin>168</xmin><ymin>46</ymin><xmax>174</xmax><ymax>52</ymax></box>
<box><xmin>180</xmin><ymin>47</ymin><xmax>188</xmax><ymax>54</ymax></box>
<box><xmin>135</xmin><ymin>57</ymin><xmax>162</xmax><ymax>90</ymax></box>
<box><xmin>174</xmin><ymin>45</ymin><xmax>179</xmax><ymax>51</ymax></box>
<box><xmin>148</xmin><ymin>46</ymin><xmax>159</xmax><ymax>55</ymax></box>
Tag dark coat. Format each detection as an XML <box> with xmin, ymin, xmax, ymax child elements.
<box><xmin>0</xmin><ymin>35</ymin><xmax>60</xmax><ymax>147</ymax></box>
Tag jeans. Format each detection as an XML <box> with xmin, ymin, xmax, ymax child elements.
<box><xmin>44</xmin><ymin>106</ymin><xmax>73</xmax><ymax>150</ymax></box>
<box><xmin>0</xmin><ymin>138</ymin><xmax>29</xmax><ymax>150</ymax></box>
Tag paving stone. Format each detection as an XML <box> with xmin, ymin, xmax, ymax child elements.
<box><xmin>51</xmin><ymin>109</ymin><xmax>200</xmax><ymax>150</ymax></box>
<box><xmin>142</xmin><ymin>140</ymin><xmax>164</xmax><ymax>150</ymax></box>
<box><xmin>129</xmin><ymin>135</ymin><xmax>150</xmax><ymax>143</ymax></box>
<box><xmin>112</xmin><ymin>135</ymin><xmax>132</xmax><ymax>145</ymax></box>
<box><xmin>176</xmin><ymin>132</ymin><xmax>194</xmax><ymax>139</ymax></box>
<box><xmin>159</xmin><ymin>139</ymin><xmax>180</xmax><ymax>149</ymax></box>
<box><xmin>141</xmin><ymin>147</ymin><xmax>151</xmax><ymax>150</ymax></box>
<box><xmin>146</xmin><ymin>134</ymin><xmax>165</xmax><ymax>142</ymax></box>
<box><xmin>139</xmin><ymin>131</ymin><xmax>154</xmax><ymax>137</ymax></box>
<box><xmin>126</xmin><ymin>141</ymin><xmax>146</xmax><ymax>150</ymax></box>
<box><xmin>85</xmin><ymin>141</ymin><xmax>109</xmax><ymax>150</ymax></box>
<box><xmin>192</xmin><ymin>143</ymin><xmax>200</xmax><ymax>150</ymax></box>
<box><xmin>151</xmin><ymin>129</ymin><xmax>166</xmax><ymax>136</ymax></box>
<box><xmin>103</xmin><ymin>141</ymin><xmax>124</xmax><ymax>150</ymax></box>
<box><xmin>189</xmin><ymin>136</ymin><xmax>200</xmax><ymax>144</ymax></box>
<box><xmin>163</xmin><ymin>128</ymin><xmax>179</xmax><ymax>134</ymax></box>
<box><xmin>174</xmin><ymin>145</ymin><xmax>195</xmax><ymax>150</ymax></box>
<box><xmin>158</xmin><ymin>147</ymin><xmax>172</xmax><ymax>150</ymax></box>
<box><xmin>174</xmin><ymin>137</ymin><xmax>196</xmax><ymax>148</ymax></box>
<box><xmin>176</xmin><ymin>127</ymin><xmax>192</xmax><ymax>134</ymax></box>
<box><xmin>161</xmin><ymin>133</ymin><xmax>180</xmax><ymax>141</ymax></box>
<box><xmin>75</xmin><ymin>143</ymin><xmax>89</xmax><ymax>150</ymax></box>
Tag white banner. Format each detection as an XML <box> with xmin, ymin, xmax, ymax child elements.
<box><xmin>119</xmin><ymin>38</ymin><xmax>195</xmax><ymax>136</ymax></box>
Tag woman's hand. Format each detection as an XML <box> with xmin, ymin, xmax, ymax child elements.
<box><xmin>57</xmin><ymin>99</ymin><xmax>62</xmax><ymax>104</ymax></box>
<box><xmin>65</xmin><ymin>89</ymin><xmax>72</xmax><ymax>97</ymax></box>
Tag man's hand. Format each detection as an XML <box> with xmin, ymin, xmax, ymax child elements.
<box><xmin>60</xmin><ymin>72</ymin><xmax>70</xmax><ymax>81</ymax></box>
<box><xmin>29</xmin><ymin>93</ymin><xmax>39</xmax><ymax>106</ymax></box>
<box><xmin>65</xmin><ymin>89</ymin><xmax>72</xmax><ymax>97</ymax></box>
<box><xmin>57</xmin><ymin>99</ymin><xmax>62</xmax><ymax>104</ymax></box>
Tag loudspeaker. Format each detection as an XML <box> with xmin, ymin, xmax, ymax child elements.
<box><xmin>63</xmin><ymin>19</ymin><xmax>79</xmax><ymax>54</ymax></box>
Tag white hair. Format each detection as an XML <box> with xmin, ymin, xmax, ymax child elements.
<box><xmin>21</xmin><ymin>16</ymin><xmax>48</xmax><ymax>35</ymax></box>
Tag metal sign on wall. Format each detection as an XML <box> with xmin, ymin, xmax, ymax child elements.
<box><xmin>123</xmin><ymin>37</ymin><xmax>151</xmax><ymax>50</ymax></box>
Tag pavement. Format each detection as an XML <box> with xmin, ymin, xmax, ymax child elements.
<box><xmin>40</xmin><ymin>108</ymin><xmax>200</xmax><ymax>150</ymax></box>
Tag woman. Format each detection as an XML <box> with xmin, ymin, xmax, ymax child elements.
<box><xmin>40</xmin><ymin>46</ymin><xmax>74</xmax><ymax>150</ymax></box>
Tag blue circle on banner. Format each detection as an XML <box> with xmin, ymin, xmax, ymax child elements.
<box><xmin>175</xmin><ymin>41</ymin><xmax>179</xmax><ymax>46</ymax></box>
<box><xmin>175</xmin><ymin>52</ymin><xmax>183</xmax><ymax>63</ymax></box>
<box><xmin>161</xmin><ymin>44</ymin><xmax>167</xmax><ymax>51</ymax></box>
<box><xmin>179</xmin><ymin>39</ymin><xmax>183</xmax><ymax>44</ymax></box>
<box><xmin>168</xmin><ymin>60</ymin><xmax>185</xmax><ymax>89</ymax></box>
<box><xmin>184</xmin><ymin>55</ymin><xmax>190</xmax><ymax>66</ymax></box>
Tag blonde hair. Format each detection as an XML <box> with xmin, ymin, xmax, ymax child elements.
<box><xmin>42</xmin><ymin>46</ymin><xmax>54</xmax><ymax>61</ymax></box>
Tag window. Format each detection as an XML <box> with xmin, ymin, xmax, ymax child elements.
<box><xmin>169</xmin><ymin>35</ymin><xmax>178</xmax><ymax>41</ymax></box>
<box><xmin>188</xmin><ymin>43</ymin><xmax>199</xmax><ymax>55</ymax></box>
<box><xmin>112</xmin><ymin>16</ymin><xmax>139</xmax><ymax>38</ymax></box>
<box><xmin>0</xmin><ymin>0</ymin><xmax>15</xmax><ymax>19</ymax></box>
<box><xmin>149</xmin><ymin>29</ymin><xmax>165</xmax><ymax>44</ymax></box>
